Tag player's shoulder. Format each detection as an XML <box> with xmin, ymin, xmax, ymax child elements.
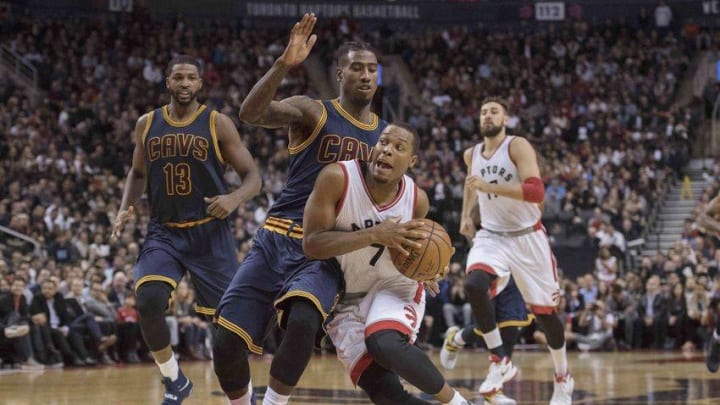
<box><xmin>318</xmin><ymin>161</ymin><xmax>348</xmax><ymax>181</ymax></box>
<box><xmin>136</xmin><ymin>110</ymin><xmax>156</xmax><ymax>127</ymax></box>
<box><xmin>507</xmin><ymin>135</ymin><xmax>534</xmax><ymax>148</ymax></box>
<box><xmin>507</xmin><ymin>135</ymin><xmax>536</xmax><ymax>155</ymax></box>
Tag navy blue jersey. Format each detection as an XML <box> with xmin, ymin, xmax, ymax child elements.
<box><xmin>267</xmin><ymin>99</ymin><xmax>388</xmax><ymax>222</ymax></box>
<box><xmin>142</xmin><ymin>105</ymin><xmax>228</xmax><ymax>224</ymax></box>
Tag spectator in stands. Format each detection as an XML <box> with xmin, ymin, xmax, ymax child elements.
<box><xmin>173</xmin><ymin>281</ymin><xmax>209</xmax><ymax>361</ymax></box>
<box><xmin>440</xmin><ymin>263</ymin><xmax>472</xmax><ymax>330</ymax></box>
<box><xmin>65</xmin><ymin>278</ymin><xmax>116</xmax><ymax>364</ymax></box>
<box><xmin>596</xmin><ymin>247</ymin><xmax>619</xmax><ymax>287</ymax></box>
<box><xmin>0</xmin><ymin>279</ymin><xmax>44</xmax><ymax>369</ymax></box>
<box><xmin>116</xmin><ymin>293</ymin><xmax>141</xmax><ymax>364</ymax></box>
<box><xmin>634</xmin><ymin>275</ymin><xmax>669</xmax><ymax>349</ymax></box>
<box><xmin>570</xmin><ymin>300</ymin><xmax>616</xmax><ymax>351</ymax></box>
<box><xmin>108</xmin><ymin>271</ymin><xmax>129</xmax><ymax>309</ymax></box>
<box><xmin>29</xmin><ymin>279</ymin><xmax>95</xmax><ymax>366</ymax></box>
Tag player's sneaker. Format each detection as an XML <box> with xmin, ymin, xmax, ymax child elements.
<box><xmin>440</xmin><ymin>326</ymin><xmax>463</xmax><ymax>370</ymax></box>
<box><xmin>549</xmin><ymin>373</ymin><xmax>574</xmax><ymax>405</ymax></box>
<box><xmin>706</xmin><ymin>339</ymin><xmax>720</xmax><ymax>373</ymax></box>
<box><xmin>483</xmin><ymin>390</ymin><xmax>517</xmax><ymax>405</ymax></box>
<box><xmin>161</xmin><ymin>369</ymin><xmax>193</xmax><ymax>404</ymax></box>
<box><xmin>477</xmin><ymin>355</ymin><xmax>517</xmax><ymax>396</ymax></box>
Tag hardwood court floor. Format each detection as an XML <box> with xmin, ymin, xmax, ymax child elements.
<box><xmin>2</xmin><ymin>350</ymin><xmax>720</xmax><ymax>404</ymax></box>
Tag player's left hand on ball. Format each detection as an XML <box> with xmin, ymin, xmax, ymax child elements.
<box><xmin>424</xmin><ymin>279</ymin><xmax>441</xmax><ymax>297</ymax></box>
<box><xmin>204</xmin><ymin>195</ymin><xmax>237</xmax><ymax>219</ymax></box>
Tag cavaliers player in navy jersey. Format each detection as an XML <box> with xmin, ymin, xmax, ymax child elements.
<box><xmin>111</xmin><ymin>55</ymin><xmax>261</xmax><ymax>405</ymax></box>
<box><xmin>212</xmin><ymin>14</ymin><xmax>387</xmax><ymax>405</ymax></box>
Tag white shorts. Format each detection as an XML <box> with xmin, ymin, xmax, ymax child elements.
<box><xmin>466</xmin><ymin>227</ymin><xmax>561</xmax><ymax>313</ymax></box>
<box><xmin>326</xmin><ymin>275</ymin><xmax>425</xmax><ymax>385</ymax></box>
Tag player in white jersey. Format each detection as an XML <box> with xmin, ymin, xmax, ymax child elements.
<box><xmin>304</xmin><ymin>123</ymin><xmax>472</xmax><ymax>405</ymax></box>
<box><xmin>460</xmin><ymin>97</ymin><xmax>573</xmax><ymax>405</ymax></box>
<box><xmin>699</xmin><ymin>193</ymin><xmax>720</xmax><ymax>373</ymax></box>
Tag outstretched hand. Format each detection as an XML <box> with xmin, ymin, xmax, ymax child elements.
<box><xmin>279</xmin><ymin>13</ymin><xmax>318</xmax><ymax>68</ymax></box>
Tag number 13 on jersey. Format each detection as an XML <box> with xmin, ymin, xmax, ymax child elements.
<box><xmin>163</xmin><ymin>162</ymin><xmax>192</xmax><ymax>195</ymax></box>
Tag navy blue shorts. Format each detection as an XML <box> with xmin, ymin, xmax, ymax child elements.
<box><xmin>216</xmin><ymin>220</ymin><xmax>343</xmax><ymax>355</ymax></box>
<box><xmin>134</xmin><ymin>218</ymin><xmax>238</xmax><ymax>317</ymax></box>
<box><xmin>475</xmin><ymin>277</ymin><xmax>532</xmax><ymax>331</ymax></box>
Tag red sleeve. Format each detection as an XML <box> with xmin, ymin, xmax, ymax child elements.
<box><xmin>521</xmin><ymin>177</ymin><xmax>545</xmax><ymax>203</ymax></box>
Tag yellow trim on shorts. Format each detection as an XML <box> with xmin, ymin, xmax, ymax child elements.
<box><xmin>135</xmin><ymin>275</ymin><xmax>178</xmax><ymax>292</ymax></box>
<box><xmin>331</xmin><ymin>99</ymin><xmax>378</xmax><ymax>130</ymax></box>
<box><xmin>262</xmin><ymin>216</ymin><xmax>304</xmax><ymax>239</ymax></box>
<box><xmin>216</xmin><ymin>316</ymin><xmax>264</xmax><ymax>355</ymax></box>
<box><xmin>164</xmin><ymin>216</ymin><xmax>214</xmax><ymax>228</ymax></box>
<box><xmin>274</xmin><ymin>291</ymin><xmax>329</xmax><ymax>321</ymax></box>
<box><xmin>473</xmin><ymin>314</ymin><xmax>535</xmax><ymax>335</ymax></box>
<box><xmin>209</xmin><ymin>110</ymin><xmax>226</xmax><ymax>165</ymax></box>
<box><xmin>262</xmin><ymin>225</ymin><xmax>303</xmax><ymax>239</ymax></box>
<box><xmin>194</xmin><ymin>305</ymin><xmax>216</xmax><ymax>316</ymax></box>
<box><xmin>288</xmin><ymin>100</ymin><xmax>327</xmax><ymax>155</ymax></box>
<box><xmin>141</xmin><ymin>111</ymin><xmax>155</xmax><ymax>145</ymax></box>
<box><xmin>162</xmin><ymin>104</ymin><xmax>207</xmax><ymax>127</ymax></box>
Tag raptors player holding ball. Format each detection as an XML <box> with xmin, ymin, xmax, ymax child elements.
<box><xmin>460</xmin><ymin>97</ymin><xmax>574</xmax><ymax>404</ymax></box>
<box><xmin>303</xmin><ymin>123</ymin><xmax>472</xmax><ymax>405</ymax></box>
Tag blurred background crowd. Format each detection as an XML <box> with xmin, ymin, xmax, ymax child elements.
<box><xmin>1</xmin><ymin>2</ymin><xmax>719</xmax><ymax>370</ymax></box>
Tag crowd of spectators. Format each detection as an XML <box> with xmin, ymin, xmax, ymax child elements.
<box><xmin>0</xmin><ymin>8</ymin><xmax>718</xmax><ymax>370</ymax></box>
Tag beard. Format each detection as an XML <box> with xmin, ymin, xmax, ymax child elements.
<box><xmin>481</xmin><ymin>123</ymin><xmax>503</xmax><ymax>138</ymax></box>
<box><xmin>170</xmin><ymin>89</ymin><xmax>198</xmax><ymax>106</ymax></box>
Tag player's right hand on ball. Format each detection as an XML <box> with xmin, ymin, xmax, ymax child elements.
<box><xmin>111</xmin><ymin>205</ymin><xmax>134</xmax><ymax>242</ymax></box>
<box><xmin>278</xmin><ymin>13</ymin><xmax>317</xmax><ymax>68</ymax></box>
<box><xmin>372</xmin><ymin>218</ymin><xmax>428</xmax><ymax>257</ymax></box>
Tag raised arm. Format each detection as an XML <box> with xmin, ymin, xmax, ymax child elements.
<box><xmin>111</xmin><ymin>114</ymin><xmax>150</xmax><ymax>240</ymax></box>
<box><xmin>466</xmin><ymin>137</ymin><xmax>544</xmax><ymax>203</ymax></box>
<box><xmin>238</xmin><ymin>13</ymin><xmax>323</xmax><ymax>129</ymax></box>
<box><xmin>203</xmin><ymin>113</ymin><xmax>262</xmax><ymax>219</ymax></box>
<box><xmin>302</xmin><ymin>165</ymin><xmax>427</xmax><ymax>260</ymax></box>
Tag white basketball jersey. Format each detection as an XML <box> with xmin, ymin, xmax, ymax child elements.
<box><xmin>471</xmin><ymin>135</ymin><xmax>541</xmax><ymax>232</ymax></box>
<box><xmin>335</xmin><ymin>160</ymin><xmax>417</xmax><ymax>294</ymax></box>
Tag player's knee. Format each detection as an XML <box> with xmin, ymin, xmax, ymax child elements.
<box><xmin>135</xmin><ymin>282</ymin><xmax>173</xmax><ymax>318</ymax></box>
<box><xmin>464</xmin><ymin>270</ymin><xmax>492</xmax><ymax>298</ymax></box>
<box><xmin>284</xmin><ymin>299</ymin><xmax>323</xmax><ymax>339</ymax></box>
<box><xmin>365</xmin><ymin>330</ymin><xmax>405</xmax><ymax>366</ymax></box>
<box><xmin>212</xmin><ymin>327</ymin><xmax>251</xmax><ymax>392</ymax></box>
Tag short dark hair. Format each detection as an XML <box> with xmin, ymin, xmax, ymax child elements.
<box><xmin>166</xmin><ymin>55</ymin><xmax>202</xmax><ymax>76</ymax></box>
<box><xmin>481</xmin><ymin>96</ymin><xmax>510</xmax><ymax>113</ymax></box>
<box><xmin>389</xmin><ymin>122</ymin><xmax>420</xmax><ymax>153</ymax></box>
<box><xmin>336</xmin><ymin>41</ymin><xmax>377</xmax><ymax>66</ymax></box>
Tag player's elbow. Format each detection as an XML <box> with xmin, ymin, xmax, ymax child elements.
<box><xmin>238</xmin><ymin>104</ymin><xmax>262</xmax><ymax>124</ymax></box>
<box><xmin>521</xmin><ymin>177</ymin><xmax>545</xmax><ymax>203</ymax></box>
<box><xmin>302</xmin><ymin>236</ymin><xmax>327</xmax><ymax>260</ymax></box>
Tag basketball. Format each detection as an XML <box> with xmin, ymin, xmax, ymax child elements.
<box><xmin>390</xmin><ymin>218</ymin><xmax>454</xmax><ymax>282</ymax></box>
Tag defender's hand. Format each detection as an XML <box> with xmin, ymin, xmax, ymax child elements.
<box><xmin>278</xmin><ymin>13</ymin><xmax>318</xmax><ymax>68</ymax></box>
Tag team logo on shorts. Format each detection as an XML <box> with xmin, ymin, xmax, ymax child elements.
<box><xmin>403</xmin><ymin>305</ymin><xmax>418</xmax><ymax>329</ymax></box>
<box><xmin>551</xmin><ymin>290</ymin><xmax>561</xmax><ymax>306</ymax></box>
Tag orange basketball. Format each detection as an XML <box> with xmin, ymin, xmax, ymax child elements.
<box><xmin>390</xmin><ymin>218</ymin><xmax>454</xmax><ymax>282</ymax></box>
